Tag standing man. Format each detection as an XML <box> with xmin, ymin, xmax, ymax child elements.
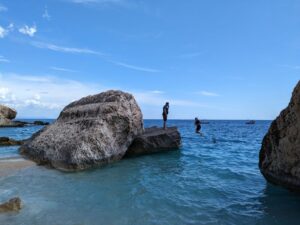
<box><xmin>195</xmin><ymin>117</ymin><xmax>201</xmax><ymax>133</ymax></box>
<box><xmin>162</xmin><ymin>102</ymin><xmax>169</xmax><ymax>129</ymax></box>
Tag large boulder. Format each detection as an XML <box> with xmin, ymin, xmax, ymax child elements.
<box><xmin>125</xmin><ymin>127</ymin><xmax>181</xmax><ymax>157</ymax></box>
<box><xmin>0</xmin><ymin>105</ymin><xmax>17</xmax><ymax>120</ymax></box>
<box><xmin>259</xmin><ymin>81</ymin><xmax>300</xmax><ymax>191</ymax></box>
<box><xmin>20</xmin><ymin>90</ymin><xmax>144</xmax><ymax>171</ymax></box>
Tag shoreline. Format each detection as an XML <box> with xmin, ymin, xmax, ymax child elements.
<box><xmin>0</xmin><ymin>157</ymin><xmax>35</xmax><ymax>177</ymax></box>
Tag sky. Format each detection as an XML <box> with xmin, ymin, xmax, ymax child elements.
<box><xmin>0</xmin><ymin>0</ymin><xmax>299</xmax><ymax>119</ymax></box>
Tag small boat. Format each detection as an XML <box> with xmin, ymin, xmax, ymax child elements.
<box><xmin>246</xmin><ymin>120</ymin><xmax>256</xmax><ymax>125</ymax></box>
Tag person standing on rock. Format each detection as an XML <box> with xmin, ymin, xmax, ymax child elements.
<box><xmin>162</xmin><ymin>102</ymin><xmax>169</xmax><ymax>129</ymax></box>
<box><xmin>195</xmin><ymin>117</ymin><xmax>201</xmax><ymax>133</ymax></box>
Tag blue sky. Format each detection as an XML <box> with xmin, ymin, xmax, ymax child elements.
<box><xmin>0</xmin><ymin>0</ymin><xmax>299</xmax><ymax>119</ymax></box>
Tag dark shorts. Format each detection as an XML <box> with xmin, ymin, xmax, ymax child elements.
<box><xmin>196</xmin><ymin>125</ymin><xmax>201</xmax><ymax>132</ymax></box>
<box><xmin>163</xmin><ymin>113</ymin><xmax>167</xmax><ymax>121</ymax></box>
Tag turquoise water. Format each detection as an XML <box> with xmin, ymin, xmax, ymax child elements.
<box><xmin>1</xmin><ymin>120</ymin><xmax>300</xmax><ymax>225</ymax></box>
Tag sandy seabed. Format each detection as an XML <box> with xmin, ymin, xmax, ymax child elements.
<box><xmin>0</xmin><ymin>158</ymin><xmax>35</xmax><ymax>177</ymax></box>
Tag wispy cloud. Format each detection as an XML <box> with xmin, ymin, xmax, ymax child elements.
<box><xmin>42</xmin><ymin>6</ymin><xmax>51</xmax><ymax>20</ymax></box>
<box><xmin>0</xmin><ymin>4</ymin><xmax>7</xmax><ymax>12</ymax></box>
<box><xmin>0</xmin><ymin>55</ymin><xmax>10</xmax><ymax>63</ymax></box>
<box><xmin>31</xmin><ymin>41</ymin><xmax>105</xmax><ymax>56</ymax></box>
<box><xmin>19</xmin><ymin>25</ymin><xmax>37</xmax><ymax>37</ymax></box>
<box><xmin>30</xmin><ymin>41</ymin><xmax>160</xmax><ymax>73</ymax></box>
<box><xmin>0</xmin><ymin>73</ymin><xmax>102</xmax><ymax>118</ymax></box>
<box><xmin>0</xmin><ymin>24</ymin><xmax>13</xmax><ymax>38</ymax></box>
<box><xmin>50</xmin><ymin>66</ymin><xmax>79</xmax><ymax>73</ymax></box>
<box><xmin>197</xmin><ymin>91</ymin><xmax>220</xmax><ymax>97</ymax></box>
<box><xmin>112</xmin><ymin>61</ymin><xmax>161</xmax><ymax>73</ymax></box>
<box><xmin>10</xmin><ymin>74</ymin><xmax>53</xmax><ymax>83</ymax></box>
<box><xmin>150</xmin><ymin>90</ymin><xmax>164</xmax><ymax>94</ymax></box>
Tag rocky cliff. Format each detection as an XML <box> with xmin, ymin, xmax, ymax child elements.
<box><xmin>259</xmin><ymin>81</ymin><xmax>300</xmax><ymax>191</ymax></box>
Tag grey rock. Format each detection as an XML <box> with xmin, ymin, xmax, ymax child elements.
<box><xmin>259</xmin><ymin>81</ymin><xmax>300</xmax><ymax>191</ymax></box>
<box><xmin>0</xmin><ymin>197</ymin><xmax>22</xmax><ymax>213</ymax></box>
<box><xmin>20</xmin><ymin>90</ymin><xmax>144</xmax><ymax>171</ymax></box>
<box><xmin>126</xmin><ymin>126</ymin><xmax>181</xmax><ymax>157</ymax></box>
<box><xmin>0</xmin><ymin>105</ymin><xmax>17</xmax><ymax>120</ymax></box>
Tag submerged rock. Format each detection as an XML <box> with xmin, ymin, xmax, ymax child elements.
<box><xmin>0</xmin><ymin>137</ymin><xmax>23</xmax><ymax>146</ymax></box>
<box><xmin>126</xmin><ymin>127</ymin><xmax>181</xmax><ymax>157</ymax></box>
<box><xmin>259</xmin><ymin>81</ymin><xmax>300</xmax><ymax>191</ymax></box>
<box><xmin>20</xmin><ymin>90</ymin><xmax>144</xmax><ymax>171</ymax></box>
<box><xmin>0</xmin><ymin>197</ymin><xmax>22</xmax><ymax>213</ymax></box>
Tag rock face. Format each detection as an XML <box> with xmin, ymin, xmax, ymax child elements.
<box><xmin>126</xmin><ymin>127</ymin><xmax>181</xmax><ymax>157</ymax></box>
<box><xmin>20</xmin><ymin>90</ymin><xmax>144</xmax><ymax>171</ymax></box>
<box><xmin>259</xmin><ymin>81</ymin><xmax>300</xmax><ymax>191</ymax></box>
<box><xmin>0</xmin><ymin>137</ymin><xmax>23</xmax><ymax>146</ymax></box>
<box><xmin>0</xmin><ymin>105</ymin><xmax>19</xmax><ymax>127</ymax></box>
<box><xmin>0</xmin><ymin>105</ymin><xmax>16</xmax><ymax>120</ymax></box>
<box><xmin>0</xmin><ymin>197</ymin><xmax>22</xmax><ymax>213</ymax></box>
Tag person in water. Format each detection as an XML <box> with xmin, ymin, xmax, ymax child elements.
<box><xmin>195</xmin><ymin>117</ymin><xmax>201</xmax><ymax>133</ymax></box>
<box><xmin>162</xmin><ymin>102</ymin><xmax>169</xmax><ymax>129</ymax></box>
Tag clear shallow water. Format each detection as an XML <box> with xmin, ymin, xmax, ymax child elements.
<box><xmin>1</xmin><ymin>120</ymin><xmax>300</xmax><ymax>225</ymax></box>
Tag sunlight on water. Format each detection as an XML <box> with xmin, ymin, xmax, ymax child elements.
<box><xmin>1</xmin><ymin>120</ymin><xmax>300</xmax><ymax>225</ymax></box>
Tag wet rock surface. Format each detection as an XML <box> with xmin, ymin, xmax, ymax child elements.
<box><xmin>0</xmin><ymin>137</ymin><xmax>23</xmax><ymax>146</ymax></box>
<box><xmin>126</xmin><ymin>127</ymin><xmax>181</xmax><ymax>157</ymax></box>
<box><xmin>0</xmin><ymin>197</ymin><xmax>22</xmax><ymax>213</ymax></box>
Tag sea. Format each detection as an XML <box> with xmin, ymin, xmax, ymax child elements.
<box><xmin>1</xmin><ymin>119</ymin><xmax>300</xmax><ymax>225</ymax></box>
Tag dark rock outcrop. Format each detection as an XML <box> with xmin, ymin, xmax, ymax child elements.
<box><xmin>20</xmin><ymin>90</ymin><xmax>144</xmax><ymax>171</ymax></box>
<box><xmin>0</xmin><ymin>137</ymin><xmax>23</xmax><ymax>146</ymax></box>
<box><xmin>126</xmin><ymin>127</ymin><xmax>181</xmax><ymax>157</ymax></box>
<box><xmin>259</xmin><ymin>81</ymin><xmax>300</xmax><ymax>191</ymax></box>
<box><xmin>33</xmin><ymin>121</ymin><xmax>50</xmax><ymax>126</ymax></box>
<box><xmin>0</xmin><ymin>197</ymin><xmax>22</xmax><ymax>213</ymax></box>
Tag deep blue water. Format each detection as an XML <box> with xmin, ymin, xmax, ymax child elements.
<box><xmin>1</xmin><ymin>120</ymin><xmax>300</xmax><ymax>225</ymax></box>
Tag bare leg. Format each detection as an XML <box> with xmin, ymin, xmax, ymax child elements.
<box><xmin>163</xmin><ymin>121</ymin><xmax>166</xmax><ymax>130</ymax></box>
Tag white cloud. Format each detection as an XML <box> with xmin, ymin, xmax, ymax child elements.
<box><xmin>0</xmin><ymin>55</ymin><xmax>10</xmax><ymax>63</ymax></box>
<box><xmin>0</xmin><ymin>73</ymin><xmax>103</xmax><ymax>118</ymax></box>
<box><xmin>31</xmin><ymin>41</ymin><xmax>104</xmax><ymax>55</ymax></box>
<box><xmin>0</xmin><ymin>5</ymin><xmax>7</xmax><ymax>12</ymax></box>
<box><xmin>112</xmin><ymin>61</ymin><xmax>161</xmax><ymax>73</ymax></box>
<box><xmin>50</xmin><ymin>67</ymin><xmax>79</xmax><ymax>73</ymax></box>
<box><xmin>0</xmin><ymin>72</ymin><xmax>211</xmax><ymax>119</ymax></box>
<box><xmin>0</xmin><ymin>26</ymin><xmax>8</xmax><ymax>38</ymax></box>
<box><xmin>19</xmin><ymin>25</ymin><xmax>37</xmax><ymax>37</ymax></box>
<box><xmin>150</xmin><ymin>90</ymin><xmax>164</xmax><ymax>94</ymax></box>
<box><xmin>198</xmin><ymin>91</ymin><xmax>220</xmax><ymax>97</ymax></box>
<box><xmin>42</xmin><ymin>6</ymin><xmax>51</xmax><ymax>20</ymax></box>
